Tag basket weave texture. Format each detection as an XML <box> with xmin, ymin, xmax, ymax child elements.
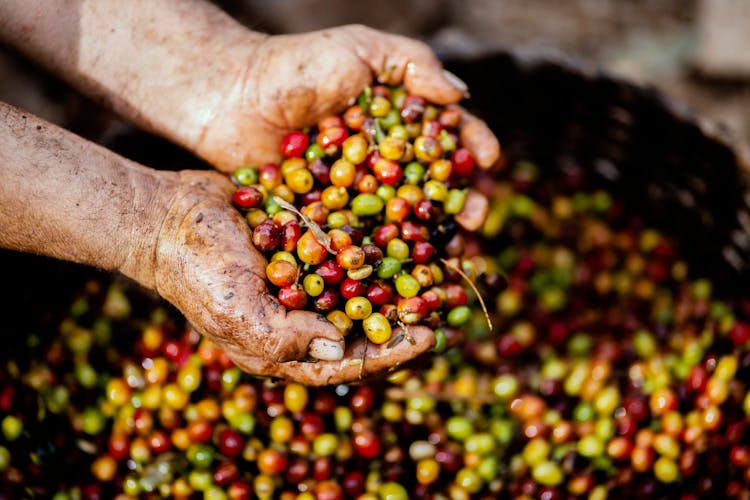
<box><xmin>447</xmin><ymin>51</ymin><xmax>750</xmax><ymax>295</ymax></box>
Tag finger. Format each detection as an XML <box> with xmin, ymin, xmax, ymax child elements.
<box><xmin>254</xmin><ymin>296</ymin><xmax>345</xmax><ymax>363</ymax></box>
<box><xmin>219</xmin><ymin>326</ymin><xmax>463</xmax><ymax>386</ymax></box>
<box><xmin>177</xmin><ymin>170</ymin><xmax>236</xmax><ymax>200</ymax></box>
<box><xmin>271</xmin><ymin>325</ymin><xmax>437</xmax><ymax>386</ymax></box>
<box><xmin>455</xmin><ymin>189</ymin><xmax>488</xmax><ymax>232</ymax></box>
<box><xmin>342</xmin><ymin>25</ymin><xmax>466</xmax><ymax>105</ymax></box>
<box><xmin>455</xmin><ymin>107</ymin><xmax>500</xmax><ymax>169</ymax></box>
<box><xmin>399</xmin><ymin>44</ymin><xmax>466</xmax><ymax>105</ymax></box>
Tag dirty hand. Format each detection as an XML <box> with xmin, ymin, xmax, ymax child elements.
<box><xmin>152</xmin><ymin>170</ymin><xmax>445</xmax><ymax>385</ymax></box>
<box><xmin>191</xmin><ymin>24</ymin><xmax>500</xmax><ymax>172</ymax></box>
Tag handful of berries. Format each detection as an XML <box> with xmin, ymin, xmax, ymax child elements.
<box><xmin>231</xmin><ymin>85</ymin><xmax>488</xmax><ymax>353</ymax></box>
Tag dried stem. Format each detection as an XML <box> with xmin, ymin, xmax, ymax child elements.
<box><xmin>440</xmin><ymin>258</ymin><xmax>493</xmax><ymax>332</ymax></box>
<box><xmin>273</xmin><ymin>196</ymin><xmax>336</xmax><ymax>254</ymax></box>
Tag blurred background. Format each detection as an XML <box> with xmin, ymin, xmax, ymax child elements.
<box><xmin>2</xmin><ymin>0</ymin><xmax>750</xmax><ymax>153</ymax></box>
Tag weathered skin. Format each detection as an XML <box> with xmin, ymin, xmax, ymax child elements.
<box><xmin>0</xmin><ymin>0</ymin><xmax>499</xmax><ymax>385</ymax></box>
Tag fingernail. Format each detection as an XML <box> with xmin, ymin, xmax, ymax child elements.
<box><xmin>442</xmin><ymin>70</ymin><xmax>470</xmax><ymax>97</ymax></box>
<box><xmin>455</xmin><ymin>190</ymin><xmax>489</xmax><ymax>232</ymax></box>
<box><xmin>309</xmin><ymin>338</ymin><xmax>344</xmax><ymax>361</ymax></box>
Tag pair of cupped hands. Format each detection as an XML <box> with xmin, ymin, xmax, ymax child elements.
<box><xmin>6</xmin><ymin>11</ymin><xmax>499</xmax><ymax>384</ymax></box>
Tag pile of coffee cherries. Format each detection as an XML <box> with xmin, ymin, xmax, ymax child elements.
<box><xmin>1</xmin><ymin>158</ymin><xmax>750</xmax><ymax>500</ymax></box>
<box><xmin>230</xmin><ymin>85</ymin><xmax>486</xmax><ymax>347</ymax></box>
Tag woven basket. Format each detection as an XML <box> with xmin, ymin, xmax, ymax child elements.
<box><xmin>447</xmin><ymin>50</ymin><xmax>750</xmax><ymax>295</ymax></box>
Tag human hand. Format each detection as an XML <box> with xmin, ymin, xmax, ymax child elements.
<box><xmin>189</xmin><ymin>24</ymin><xmax>500</xmax><ymax>173</ymax></box>
<box><xmin>148</xmin><ymin>170</ymin><xmax>451</xmax><ymax>385</ymax></box>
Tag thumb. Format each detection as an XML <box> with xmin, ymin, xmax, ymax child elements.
<box><xmin>272</xmin><ymin>325</ymin><xmax>437</xmax><ymax>386</ymax></box>
<box><xmin>259</xmin><ymin>302</ymin><xmax>345</xmax><ymax>363</ymax></box>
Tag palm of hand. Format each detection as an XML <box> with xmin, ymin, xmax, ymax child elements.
<box><xmin>194</xmin><ymin>29</ymin><xmax>371</xmax><ymax>171</ymax></box>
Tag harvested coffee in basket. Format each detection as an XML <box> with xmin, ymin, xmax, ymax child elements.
<box><xmin>4</xmin><ymin>52</ymin><xmax>749</xmax><ymax>498</ymax></box>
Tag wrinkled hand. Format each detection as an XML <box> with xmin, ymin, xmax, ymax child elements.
<box><xmin>191</xmin><ymin>24</ymin><xmax>500</xmax><ymax>173</ymax></box>
<box><xmin>151</xmin><ymin>170</ymin><xmax>451</xmax><ymax>385</ymax></box>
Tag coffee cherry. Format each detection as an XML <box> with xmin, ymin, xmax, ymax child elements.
<box><xmin>315</xmin><ymin>260</ymin><xmax>345</xmax><ymax>285</ymax></box>
<box><xmin>307</xmin><ymin>158</ymin><xmax>330</xmax><ymax>185</ymax></box>
<box><xmin>395</xmin><ymin>274</ymin><xmax>421</xmax><ymax>298</ymax></box>
<box><xmin>232</xmin><ymin>185</ymin><xmax>264</xmax><ymax>209</ymax></box>
<box><xmin>451</xmin><ymin>148</ymin><xmax>476</xmax><ymax>177</ymax></box>
<box><xmin>232</xmin><ymin>166</ymin><xmax>259</xmax><ymax>186</ymax></box>
<box><xmin>385</xmin><ymin>197</ymin><xmax>410</xmax><ymax>222</ymax></box>
<box><xmin>317</xmin><ymin>127</ymin><xmax>348</xmax><ymax>151</ymax></box>
<box><xmin>379</xmin><ymin>137</ymin><xmax>406</xmax><ymax>161</ymax></box>
<box><xmin>336</xmin><ymin>246</ymin><xmax>365</xmax><ymax>270</ymax></box>
<box><xmin>351</xmin><ymin>194</ymin><xmax>384</xmax><ymax>216</ymax></box>
<box><xmin>429</xmin><ymin>159</ymin><xmax>452</xmax><ymax>182</ymax></box>
<box><xmin>280</xmin><ymin>221</ymin><xmax>302</xmax><ymax>253</ymax></box>
<box><xmin>278</xmin><ymin>286</ymin><xmax>308</xmax><ymax>310</ymax></box>
<box><xmin>411</xmin><ymin>241</ymin><xmax>436</xmax><ymax>264</ymax></box>
<box><xmin>397</xmin><ymin>297</ymin><xmax>428</xmax><ymax>324</ymax></box>
<box><xmin>367</xmin><ymin>281</ymin><xmax>394</xmax><ymax>306</ymax></box>
<box><xmin>314</xmin><ymin>288</ymin><xmax>340</xmax><ymax>313</ymax></box>
<box><xmin>281</xmin><ymin>130</ymin><xmax>309</xmax><ymax>158</ymax></box>
<box><xmin>373</xmin><ymin>224</ymin><xmax>400</xmax><ymax>247</ymax></box>
<box><xmin>303</xmin><ymin>274</ymin><xmax>325</xmax><ymax>297</ymax></box>
<box><xmin>444</xmin><ymin>189</ymin><xmax>468</xmax><ymax>215</ymax></box>
<box><xmin>297</xmin><ymin>231</ymin><xmax>327</xmax><ymax>265</ymax></box>
<box><xmin>344</xmin><ymin>105</ymin><xmax>366</xmax><ymax>130</ymax></box>
<box><xmin>403</xmin><ymin>162</ymin><xmax>425</xmax><ymax>185</ymax></box>
<box><xmin>252</xmin><ymin>220</ymin><xmax>281</xmax><ymax>252</ymax></box>
<box><xmin>377</xmin><ymin>257</ymin><xmax>402</xmax><ymax>279</ymax></box>
<box><xmin>342</xmin><ymin>134</ymin><xmax>368</xmax><ymax>164</ymax></box>
<box><xmin>347</xmin><ymin>264</ymin><xmax>373</xmax><ymax>281</ymax></box>
<box><xmin>266</xmin><ymin>260</ymin><xmax>297</xmax><ymax>288</ymax></box>
<box><xmin>340</xmin><ymin>278</ymin><xmax>366</xmax><ymax>300</ymax></box>
<box><xmin>413</xmin><ymin>136</ymin><xmax>442</xmax><ymax>163</ymax></box>
<box><xmin>401</xmin><ymin>221</ymin><xmax>429</xmax><ymax>242</ymax></box>
<box><xmin>218</xmin><ymin>428</ymin><xmax>244</xmax><ymax>457</ymax></box>
<box><xmin>345</xmin><ymin>297</ymin><xmax>372</xmax><ymax>321</ymax></box>
<box><xmin>362</xmin><ymin>313</ymin><xmax>392</xmax><ymax>344</ymax></box>
<box><xmin>285</xmin><ymin>168</ymin><xmax>314</xmax><ymax>194</ymax></box>
<box><xmin>259</xmin><ymin>163</ymin><xmax>283</xmax><ymax>190</ymax></box>
<box><xmin>317</xmin><ymin>115</ymin><xmax>344</xmax><ymax>132</ymax></box>
<box><xmin>386</xmin><ymin>238</ymin><xmax>409</xmax><ymax>260</ymax></box>
<box><xmin>326</xmin><ymin>310</ymin><xmax>353</xmax><ymax>335</ymax></box>
<box><xmin>413</xmin><ymin>200</ymin><xmax>436</xmax><ymax>220</ymax></box>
